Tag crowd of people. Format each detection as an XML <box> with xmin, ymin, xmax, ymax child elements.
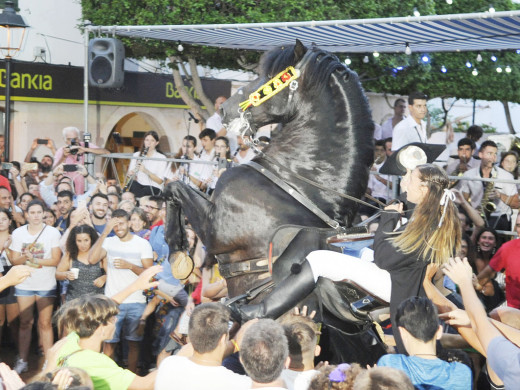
<box><xmin>0</xmin><ymin>92</ymin><xmax>517</xmax><ymax>390</ymax></box>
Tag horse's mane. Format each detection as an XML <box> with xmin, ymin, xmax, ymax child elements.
<box><xmin>259</xmin><ymin>44</ymin><xmax>347</xmax><ymax>95</ymax></box>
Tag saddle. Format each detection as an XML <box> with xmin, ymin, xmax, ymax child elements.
<box><xmin>269</xmin><ymin>225</ymin><xmax>389</xmax><ymax>324</ymax></box>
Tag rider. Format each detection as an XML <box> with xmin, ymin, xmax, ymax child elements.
<box><xmin>232</xmin><ymin>145</ymin><xmax>461</xmax><ymax>355</ymax></box>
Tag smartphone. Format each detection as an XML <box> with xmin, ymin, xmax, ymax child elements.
<box><xmin>37</xmin><ymin>138</ymin><xmax>48</xmax><ymax>145</ymax></box>
<box><xmin>1</xmin><ymin>162</ymin><xmax>12</xmax><ymax>170</ymax></box>
<box><xmin>23</xmin><ymin>162</ymin><xmax>38</xmax><ymax>171</ymax></box>
<box><xmin>63</xmin><ymin>164</ymin><xmax>78</xmax><ymax>172</ymax></box>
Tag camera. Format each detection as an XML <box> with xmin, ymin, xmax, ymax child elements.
<box><xmin>1</xmin><ymin>162</ymin><xmax>12</xmax><ymax>170</ymax></box>
<box><xmin>37</xmin><ymin>138</ymin><xmax>48</xmax><ymax>145</ymax></box>
<box><xmin>63</xmin><ymin>164</ymin><xmax>79</xmax><ymax>172</ymax></box>
<box><xmin>69</xmin><ymin>138</ymin><xmax>78</xmax><ymax>155</ymax></box>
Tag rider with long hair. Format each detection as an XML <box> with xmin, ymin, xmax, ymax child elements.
<box><xmin>234</xmin><ymin>163</ymin><xmax>461</xmax><ymax>355</ymax></box>
<box><xmin>127</xmin><ymin>130</ymin><xmax>169</xmax><ymax>198</ymax></box>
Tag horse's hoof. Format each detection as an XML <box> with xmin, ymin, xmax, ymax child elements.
<box><xmin>170</xmin><ymin>251</ymin><xmax>194</xmax><ymax>280</ymax></box>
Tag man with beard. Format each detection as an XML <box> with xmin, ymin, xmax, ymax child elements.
<box><xmin>233</xmin><ymin>135</ymin><xmax>255</xmax><ymax>165</ymax></box>
<box><xmin>88</xmin><ymin>209</ymin><xmax>153</xmax><ymax>374</ymax></box>
<box><xmin>39</xmin><ymin>163</ymin><xmax>98</xmax><ymax>208</ymax></box>
<box><xmin>143</xmin><ymin>195</ymin><xmax>163</xmax><ymax>230</ymax></box>
<box><xmin>89</xmin><ymin>193</ymin><xmax>114</xmax><ymax>237</ymax></box>
<box><xmin>24</xmin><ymin>138</ymin><xmax>57</xmax><ymax>176</ymax></box>
<box><xmin>460</xmin><ymin>140</ymin><xmax>519</xmax><ymax>231</ymax></box>
<box><xmin>54</xmin><ymin>190</ymin><xmax>74</xmax><ymax>234</ymax></box>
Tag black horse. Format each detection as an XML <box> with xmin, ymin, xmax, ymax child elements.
<box><xmin>165</xmin><ymin>41</ymin><xmax>384</xmax><ymax>364</ymax></box>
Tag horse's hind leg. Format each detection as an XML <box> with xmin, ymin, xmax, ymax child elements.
<box><xmin>163</xmin><ymin>181</ymin><xmax>213</xmax><ymax>253</ymax></box>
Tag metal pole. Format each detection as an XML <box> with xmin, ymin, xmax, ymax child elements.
<box><xmin>4</xmin><ymin>56</ymin><xmax>11</xmax><ymax>162</ymax></box>
<box><xmin>83</xmin><ymin>24</ymin><xmax>91</xmax><ymax>176</ymax></box>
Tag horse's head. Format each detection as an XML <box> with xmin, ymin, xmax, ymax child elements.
<box><xmin>221</xmin><ymin>40</ymin><xmax>309</xmax><ymax>139</ymax></box>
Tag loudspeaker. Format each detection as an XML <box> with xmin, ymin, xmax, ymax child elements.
<box><xmin>88</xmin><ymin>38</ymin><xmax>125</xmax><ymax>88</ymax></box>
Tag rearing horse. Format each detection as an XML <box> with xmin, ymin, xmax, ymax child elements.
<box><xmin>165</xmin><ymin>40</ymin><xmax>380</xmax><ymax>363</ymax></box>
<box><xmin>165</xmin><ymin>40</ymin><xmax>374</xmax><ymax>297</ymax></box>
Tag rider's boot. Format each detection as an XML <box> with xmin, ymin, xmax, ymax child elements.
<box><xmin>230</xmin><ymin>260</ymin><xmax>316</xmax><ymax>322</ymax></box>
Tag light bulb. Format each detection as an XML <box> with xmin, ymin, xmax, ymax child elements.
<box><xmin>446</xmin><ymin>0</ymin><xmax>453</xmax><ymax>4</ymax></box>
<box><xmin>345</xmin><ymin>57</ymin><xmax>352</xmax><ymax>65</ymax></box>
<box><xmin>489</xmin><ymin>5</ymin><xmax>495</xmax><ymax>13</ymax></box>
<box><xmin>476</xmin><ymin>53</ymin><xmax>483</xmax><ymax>62</ymax></box>
<box><xmin>413</xmin><ymin>7</ymin><xmax>420</xmax><ymax>17</ymax></box>
<box><xmin>491</xmin><ymin>55</ymin><xmax>497</xmax><ymax>62</ymax></box>
<box><xmin>177</xmin><ymin>43</ymin><xmax>184</xmax><ymax>52</ymax></box>
<box><xmin>472</xmin><ymin>69</ymin><xmax>478</xmax><ymax>76</ymax></box>
<box><xmin>506</xmin><ymin>65</ymin><xmax>512</xmax><ymax>73</ymax></box>
<box><xmin>465</xmin><ymin>61</ymin><xmax>472</xmax><ymax>68</ymax></box>
<box><xmin>405</xmin><ymin>43</ymin><xmax>412</xmax><ymax>55</ymax></box>
<box><xmin>441</xmin><ymin>65</ymin><xmax>447</xmax><ymax>73</ymax></box>
<box><xmin>363</xmin><ymin>55</ymin><xmax>369</xmax><ymax>63</ymax></box>
<box><xmin>422</xmin><ymin>55</ymin><xmax>430</xmax><ymax>63</ymax></box>
<box><xmin>373</xmin><ymin>51</ymin><xmax>380</xmax><ymax>58</ymax></box>
<box><xmin>496</xmin><ymin>66</ymin><xmax>503</xmax><ymax>73</ymax></box>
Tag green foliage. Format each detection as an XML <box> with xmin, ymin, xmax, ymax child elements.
<box><xmin>81</xmin><ymin>0</ymin><xmax>520</xmax><ymax>102</ymax></box>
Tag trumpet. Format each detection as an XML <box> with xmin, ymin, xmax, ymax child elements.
<box><xmin>123</xmin><ymin>147</ymin><xmax>149</xmax><ymax>192</ymax></box>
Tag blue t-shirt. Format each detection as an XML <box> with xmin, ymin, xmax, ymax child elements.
<box><xmin>377</xmin><ymin>354</ymin><xmax>471</xmax><ymax>390</ymax></box>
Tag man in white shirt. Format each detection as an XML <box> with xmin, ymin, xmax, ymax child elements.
<box><xmin>240</xmin><ymin>319</ymin><xmax>290</xmax><ymax>389</ymax></box>
<box><xmin>459</xmin><ymin>140</ymin><xmax>519</xmax><ymax>231</ymax></box>
<box><xmin>445</xmin><ymin>138</ymin><xmax>480</xmax><ymax>177</ymax></box>
<box><xmin>378</xmin><ymin>98</ymin><xmax>406</xmax><ymax>140</ymax></box>
<box><xmin>206</xmin><ymin>96</ymin><xmax>238</xmax><ymax>154</ymax></box>
<box><xmin>234</xmin><ymin>135</ymin><xmax>256</xmax><ymax>165</ymax></box>
<box><xmin>88</xmin><ymin>208</ymin><xmax>153</xmax><ymax>373</ymax></box>
<box><xmin>392</xmin><ymin>92</ymin><xmax>429</xmax><ymax>151</ymax></box>
<box><xmin>155</xmin><ymin>302</ymin><xmax>251</xmax><ymax>390</ymax></box>
<box><xmin>281</xmin><ymin>315</ymin><xmax>321</xmax><ymax>390</ymax></box>
<box><xmin>190</xmin><ymin>128</ymin><xmax>217</xmax><ymax>191</ymax></box>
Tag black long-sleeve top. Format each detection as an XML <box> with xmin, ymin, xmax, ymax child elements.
<box><xmin>373</xmin><ymin>211</ymin><xmax>429</xmax><ymax>354</ymax></box>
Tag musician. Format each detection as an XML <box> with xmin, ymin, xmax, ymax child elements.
<box><xmin>459</xmin><ymin>140</ymin><xmax>519</xmax><ymax>231</ymax></box>
<box><xmin>127</xmin><ymin>131</ymin><xmax>169</xmax><ymax>198</ymax></box>
<box><xmin>367</xmin><ymin>140</ymin><xmax>392</xmax><ymax>202</ymax></box>
<box><xmin>190</xmin><ymin>129</ymin><xmax>216</xmax><ymax>191</ymax></box>
<box><xmin>445</xmin><ymin>138</ymin><xmax>479</xmax><ymax>177</ymax></box>
<box><xmin>233</xmin><ymin>146</ymin><xmax>461</xmax><ymax>355</ymax></box>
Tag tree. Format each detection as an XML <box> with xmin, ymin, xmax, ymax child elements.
<box><xmin>81</xmin><ymin>0</ymin><xmax>520</xmax><ymax>125</ymax></box>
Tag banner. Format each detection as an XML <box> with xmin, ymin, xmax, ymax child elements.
<box><xmin>0</xmin><ymin>60</ymin><xmax>231</xmax><ymax>107</ymax></box>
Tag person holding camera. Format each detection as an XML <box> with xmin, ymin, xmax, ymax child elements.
<box><xmin>53</xmin><ymin>127</ymin><xmax>109</xmax><ymax>195</ymax></box>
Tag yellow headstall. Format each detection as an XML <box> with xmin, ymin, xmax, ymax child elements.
<box><xmin>239</xmin><ymin>66</ymin><xmax>300</xmax><ymax>111</ymax></box>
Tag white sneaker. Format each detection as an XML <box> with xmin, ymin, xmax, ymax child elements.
<box><xmin>13</xmin><ymin>358</ymin><xmax>28</xmax><ymax>374</ymax></box>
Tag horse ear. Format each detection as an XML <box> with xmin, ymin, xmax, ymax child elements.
<box><xmin>294</xmin><ymin>39</ymin><xmax>307</xmax><ymax>63</ymax></box>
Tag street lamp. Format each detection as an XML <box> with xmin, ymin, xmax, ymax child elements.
<box><xmin>0</xmin><ymin>1</ymin><xmax>28</xmax><ymax>161</ymax></box>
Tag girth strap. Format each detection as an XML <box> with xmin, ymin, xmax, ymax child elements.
<box><xmin>244</xmin><ymin>161</ymin><xmax>341</xmax><ymax>230</ymax></box>
<box><xmin>219</xmin><ymin>257</ymin><xmax>270</xmax><ymax>279</ymax></box>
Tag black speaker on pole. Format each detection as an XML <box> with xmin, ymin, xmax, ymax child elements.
<box><xmin>88</xmin><ymin>38</ymin><xmax>125</xmax><ymax>88</ymax></box>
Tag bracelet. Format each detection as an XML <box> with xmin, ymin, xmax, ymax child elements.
<box><xmin>231</xmin><ymin>339</ymin><xmax>240</xmax><ymax>353</ymax></box>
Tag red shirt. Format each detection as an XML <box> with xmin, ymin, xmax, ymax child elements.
<box><xmin>150</xmin><ymin>219</ymin><xmax>164</xmax><ymax>231</ymax></box>
<box><xmin>490</xmin><ymin>239</ymin><xmax>520</xmax><ymax>309</ymax></box>
<box><xmin>0</xmin><ymin>175</ymin><xmax>11</xmax><ymax>192</ymax></box>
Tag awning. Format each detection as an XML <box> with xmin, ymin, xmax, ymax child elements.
<box><xmin>87</xmin><ymin>10</ymin><xmax>520</xmax><ymax>54</ymax></box>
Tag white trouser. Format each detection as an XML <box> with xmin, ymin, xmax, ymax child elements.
<box><xmin>306</xmin><ymin>250</ymin><xmax>391</xmax><ymax>303</ymax></box>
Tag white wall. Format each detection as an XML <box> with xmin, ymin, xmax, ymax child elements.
<box><xmin>17</xmin><ymin>0</ymin><xmax>84</xmax><ymax>66</ymax></box>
